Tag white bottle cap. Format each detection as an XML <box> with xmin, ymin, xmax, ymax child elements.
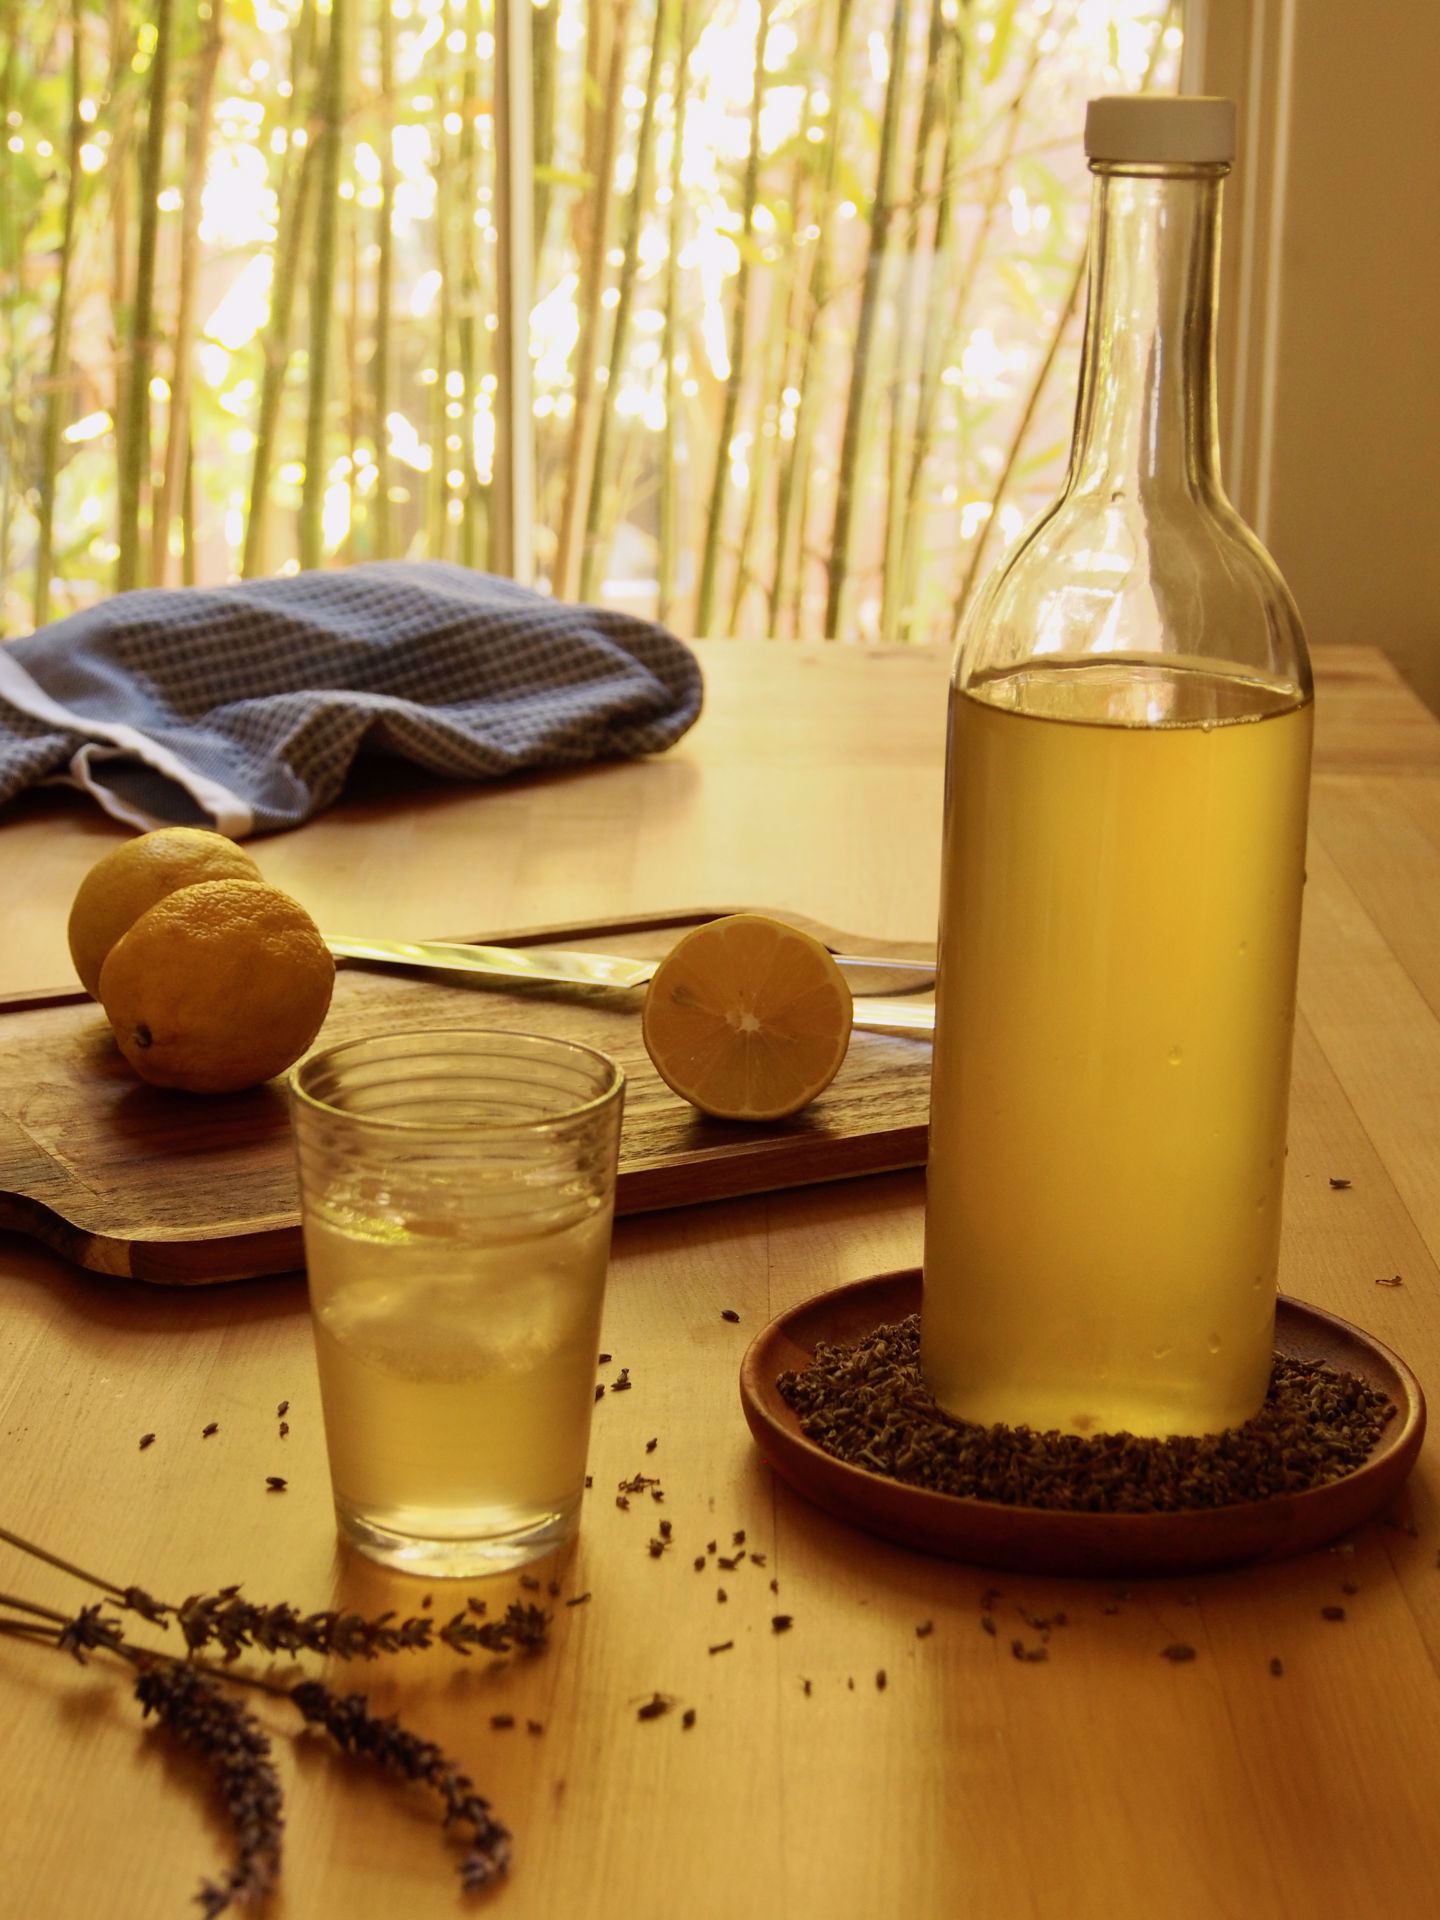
<box><xmin>1084</xmin><ymin>95</ymin><xmax>1236</xmax><ymax>165</ymax></box>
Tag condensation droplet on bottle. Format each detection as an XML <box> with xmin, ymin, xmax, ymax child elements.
<box><xmin>1206</xmin><ymin>1332</ymin><xmax>1223</xmax><ymax>1355</ymax></box>
<box><xmin>1167</xmin><ymin>1046</ymin><xmax>1183</xmax><ymax>1067</ymax></box>
<box><xmin>1151</xmin><ymin>1346</ymin><xmax>1172</xmax><ymax>1362</ymax></box>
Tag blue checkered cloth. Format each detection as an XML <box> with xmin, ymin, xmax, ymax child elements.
<box><xmin>0</xmin><ymin>562</ymin><xmax>703</xmax><ymax>836</ymax></box>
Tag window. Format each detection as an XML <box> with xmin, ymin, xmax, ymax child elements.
<box><xmin>0</xmin><ymin>0</ymin><xmax>1179</xmax><ymax>641</ymax></box>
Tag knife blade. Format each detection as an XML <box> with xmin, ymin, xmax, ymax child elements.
<box><xmin>324</xmin><ymin>933</ymin><xmax>935</xmax><ymax>995</ymax></box>
<box><xmin>323</xmin><ymin>934</ymin><xmax>937</xmax><ymax>1035</ymax></box>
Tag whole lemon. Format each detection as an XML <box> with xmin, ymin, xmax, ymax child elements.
<box><xmin>68</xmin><ymin>827</ymin><xmax>262</xmax><ymax>999</ymax></box>
<box><xmin>98</xmin><ymin>880</ymin><xmax>336</xmax><ymax>1093</ymax></box>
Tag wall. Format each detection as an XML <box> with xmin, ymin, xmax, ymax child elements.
<box><xmin>1201</xmin><ymin>0</ymin><xmax>1440</xmax><ymax>711</ymax></box>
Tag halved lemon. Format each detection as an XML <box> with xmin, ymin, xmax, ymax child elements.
<box><xmin>641</xmin><ymin>913</ymin><xmax>853</xmax><ymax>1121</ymax></box>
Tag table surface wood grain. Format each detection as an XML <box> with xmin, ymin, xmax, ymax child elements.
<box><xmin>2</xmin><ymin>640</ymin><xmax>1439</xmax><ymax>1920</ymax></box>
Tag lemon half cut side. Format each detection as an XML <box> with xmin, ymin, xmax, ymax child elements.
<box><xmin>640</xmin><ymin>913</ymin><xmax>854</xmax><ymax>1122</ymax></box>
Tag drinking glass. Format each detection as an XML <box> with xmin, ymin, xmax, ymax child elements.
<box><xmin>289</xmin><ymin>1028</ymin><xmax>625</xmax><ymax>1577</ymax></box>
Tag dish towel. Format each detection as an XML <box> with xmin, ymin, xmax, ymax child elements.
<box><xmin>0</xmin><ymin>561</ymin><xmax>704</xmax><ymax>838</ymax></box>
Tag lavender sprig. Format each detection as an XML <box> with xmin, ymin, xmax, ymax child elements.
<box><xmin>134</xmin><ymin>1661</ymin><xmax>284</xmax><ymax>1917</ymax></box>
<box><xmin>168</xmin><ymin>1592</ymin><xmax>551</xmax><ymax>1663</ymax></box>
<box><xmin>290</xmin><ymin>1681</ymin><xmax>512</xmax><ymax>1892</ymax></box>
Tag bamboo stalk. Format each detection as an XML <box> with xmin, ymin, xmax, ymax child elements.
<box><xmin>693</xmin><ymin>0</ymin><xmax>772</xmax><ymax>638</ymax></box>
<box><xmin>726</xmin><ymin>221</ymin><xmax>795</xmax><ymax>637</ymax></box>
<box><xmin>820</xmin><ymin>0</ymin><xmax>907</xmax><ymax>641</ymax></box>
<box><xmin>580</xmin><ymin>0</ymin><xmax>666</xmax><ymax>603</ymax></box>
<box><xmin>657</xmin><ymin>0</ymin><xmax>691</xmax><ymax>627</ymax></box>
<box><xmin>770</xmin><ymin>0</ymin><xmax>854</xmax><ymax>640</ymax></box>
<box><xmin>372</xmin><ymin>0</ymin><xmax>395</xmax><ymax>557</ymax></box>
<box><xmin>182</xmin><ymin>429</ymin><xmax>197</xmax><ymax>585</ymax></box>
<box><xmin>32</xmin><ymin>0</ymin><xmax>85</xmax><ymax>626</ymax></box>
<box><xmin>895</xmin><ymin>9</ymin><xmax>970</xmax><ymax>632</ymax></box>
<box><xmin>428</xmin><ymin>24</ymin><xmax>456</xmax><ymax>560</ymax></box>
<box><xmin>945</xmin><ymin>2</ymin><xmax>1176</xmax><ymax>639</ymax></box>
<box><xmin>531</xmin><ymin>0</ymin><xmax>559</xmax><ymax>269</ymax></box>
<box><xmin>900</xmin><ymin>18</ymin><xmax>1035</xmax><ymax>631</ymax></box>
<box><xmin>108</xmin><ymin>0</ymin><xmax>134</xmax><ymax>553</ymax></box>
<box><xmin>552</xmin><ymin>0</ymin><xmax>631</xmax><ymax>602</ymax></box>
<box><xmin>0</xmin><ymin>0</ymin><xmax>23</xmax><ymax>626</ymax></box>
<box><xmin>456</xmin><ymin>0</ymin><xmax>485</xmax><ymax>568</ymax></box>
<box><xmin>242</xmin><ymin>0</ymin><xmax>319</xmax><ymax>578</ymax></box>
<box><xmin>150</xmin><ymin>0</ymin><xmax>224</xmax><ymax>587</ymax></box>
<box><xmin>299</xmin><ymin>0</ymin><xmax>347</xmax><ymax>572</ymax></box>
<box><xmin>116</xmin><ymin>0</ymin><xmax>176</xmax><ymax>593</ymax></box>
<box><xmin>879</xmin><ymin>0</ymin><xmax>947</xmax><ymax>644</ymax></box>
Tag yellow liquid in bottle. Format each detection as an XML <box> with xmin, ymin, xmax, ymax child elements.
<box><xmin>921</xmin><ymin>661</ymin><xmax>1313</xmax><ymax>1438</ymax></box>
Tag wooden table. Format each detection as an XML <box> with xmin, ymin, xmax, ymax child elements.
<box><xmin>3</xmin><ymin>641</ymin><xmax>1440</xmax><ymax>1920</ymax></box>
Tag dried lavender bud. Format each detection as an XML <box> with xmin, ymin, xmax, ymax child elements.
<box><xmin>708</xmin><ymin>1641</ymin><xmax>733</xmax><ymax>1655</ymax></box>
<box><xmin>1375</xmin><ymin>1274</ymin><xmax>1403</xmax><ymax>1288</ymax></box>
<box><xmin>732</xmin><ymin>1530</ymin><xmax>746</xmax><ymax>1546</ymax></box>
<box><xmin>121</xmin><ymin>1585</ymin><xmax>168</xmax><ymax>1626</ymax></box>
<box><xmin>771</xmin><ymin>1615</ymin><xmax>793</xmax><ymax>1634</ymax></box>
<box><xmin>647</xmin><ymin>1538</ymin><xmax>668</xmax><ymax>1559</ymax></box>
<box><xmin>598</xmin><ymin>1354</ymin><xmax>612</xmax><ymax>1365</ymax></box>
<box><xmin>611</xmin><ymin>1369</ymin><xmax>632</xmax><ymax>1392</ymax></box>
<box><xmin>658</xmin><ymin>1520</ymin><xmax>672</xmax><ymax>1540</ymax></box>
<box><xmin>490</xmin><ymin>1714</ymin><xmax>514</xmax><ymax>1731</ymax></box>
<box><xmin>716</xmin><ymin>1554</ymin><xmax>741</xmax><ymax>1571</ymax></box>
<box><xmin>682</xmin><ymin>1709</ymin><xmax>696</xmax><ymax>1730</ymax></box>
<box><xmin>594</xmin><ymin>1385</ymin><xmax>605</xmax><ymax>1402</ymax></box>
<box><xmin>721</xmin><ymin>1310</ymin><xmax>740</xmax><ymax>1324</ymax></box>
<box><xmin>265</xmin><ymin>1477</ymin><xmax>287</xmax><ymax>1493</ymax></box>
<box><xmin>139</xmin><ymin>1434</ymin><xmax>156</xmax><ymax>1451</ymax></box>
<box><xmin>876</xmin><ymin>1670</ymin><xmax>887</xmax><ymax>1691</ymax></box>
<box><xmin>278</xmin><ymin>1423</ymin><xmax>289</xmax><ymax>1440</ymax></box>
<box><xmin>716</xmin><ymin>1589</ymin><xmax>727</xmax><ymax>1604</ymax></box>
<box><xmin>202</xmin><ymin>1423</ymin><xmax>219</xmax><ymax>1439</ymax></box>
<box><xmin>526</xmin><ymin>1721</ymin><xmax>543</xmax><ymax>1737</ymax></box>
<box><xmin>1269</xmin><ymin>1657</ymin><xmax>1285</xmax><ymax>1677</ymax></box>
<box><xmin>564</xmin><ymin>1593</ymin><xmax>592</xmax><ymax>1609</ymax></box>
<box><xmin>276</xmin><ymin>1401</ymin><xmax>289</xmax><ymax>1418</ymax></box>
<box><xmin>749</xmin><ymin>1553</ymin><xmax>767</xmax><ymax>1567</ymax></box>
<box><xmin>290</xmin><ymin>1680</ymin><xmax>511</xmax><ymax>1892</ymax></box>
<box><xmin>519</xmin><ymin>1576</ymin><xmax>540</xmax><ymax>1593</ymax></box>
<box><xmin>693</xmin><ymin>1556</ymin><xmax>706</xmax><ymax>1572</ymax></box>
<box><xmin>136</xmin><ymin>1661</ymin><xmax>283</xmax><ymax>1918</ymax></box>
<box><xmin>1328</xmin><ymin>1178</ymin><xmax>1351</xmax><ymax>1190</ymax></box>
<box><xmin>980</xmin><ymin>1615</ymin><xmax>997</xmax><ymax>1637</ymax></box>
<box><xmin>1321</xmin><ymin>1606</ymin><xmax>1347</xmax><ymax>1622</ymax></box>
<box><xmin>1161</xmin><ymin>1644</ymin><xmax>1197</xmax><ymax>1663</ymax></box>
<box><xmin>646</xmin><ymin>1438</ymin><xmax>658</xmax><ymax>1454</ymax></box>
<box><xmin>56</xmin><ymin>1604</ymin><xmax>125</xmax><ymax>1663</ymax></box>
<box><xmin>636</xmin><ymin>1692</ymin><xmax>672</xmax><ymax>1721</ymax></box>
<box><xmin>915</xmin><ymin>1621</ymin><xmax>934</xmax><ymax>1638</ymax></box>
<box><xmin>802</xmin><ymin>1679</ymin><xmax>812</xmax><ymax>1696</ymax></box>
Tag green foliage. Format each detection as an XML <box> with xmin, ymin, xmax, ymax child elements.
<box><xmin>0</xmin><ymin>0</ymin><xmax>1179</xmax><ymax>641</ymax></box>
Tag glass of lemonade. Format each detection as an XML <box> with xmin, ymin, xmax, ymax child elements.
<box><xmin>289</xmin><ymin>1029</ymin><xmax>625</xmax><ymax>1578</ymax></box>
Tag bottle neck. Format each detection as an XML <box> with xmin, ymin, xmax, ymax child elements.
<box><xmin>1067</xmin><ymin>163</ymin><xmax>1226</xmax><ymax>501</ymax></box>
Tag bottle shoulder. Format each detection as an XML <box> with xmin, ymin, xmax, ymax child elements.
<box><xmin>953</xmin><ymin>486</ymin><xmax>1310</xmax><ymax>698</ymax></box>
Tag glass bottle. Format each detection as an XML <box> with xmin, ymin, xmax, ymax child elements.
<box><xmin>920</xmin><ymin>96</ymin><xmax>1313</xmax><ymax>1440</ymax></box>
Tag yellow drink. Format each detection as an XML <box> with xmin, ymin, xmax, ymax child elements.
<box><xmin>921</xmin><ymin>660</ymin><xmax>1312</xmax><ymax>1437</ymax></box>
<box><xmin>305</xmin><ymin>1194</ymin><xmax>611</xmax><ymax>1563</ymax></box>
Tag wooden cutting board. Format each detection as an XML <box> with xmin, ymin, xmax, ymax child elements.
<box><xmin>0</xmin><ymin>909</ymin><xmax>934</xmax><ymax>1285</ymax></box>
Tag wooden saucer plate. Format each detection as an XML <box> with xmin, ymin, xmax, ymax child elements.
<box><xmin>739</xmin><ymin>1268</ymin><xmax>1427</xmax><ymax>1578</ymax></box>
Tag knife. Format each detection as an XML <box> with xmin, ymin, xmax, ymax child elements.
<box><xmin>323</xmin><ymin>933</ymin><xmax>937</xmax><ymax>1036</ymax></box>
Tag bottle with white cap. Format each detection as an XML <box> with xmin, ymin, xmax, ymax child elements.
<box><xmin>921</xmin><ymin>96</ymin><xmax>1313</xmax><ymax>1440</ymax></box>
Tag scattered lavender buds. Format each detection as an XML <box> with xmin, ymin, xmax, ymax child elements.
<box><xmin>721</xmin><ymin>1310</ymin><xmax>740</xmax><ymax>1324</ymax></box>
<box><xmin>138</xmin><ymin>1434</ymin><xmax>155</xmax><ymax>1451</ymax></box>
